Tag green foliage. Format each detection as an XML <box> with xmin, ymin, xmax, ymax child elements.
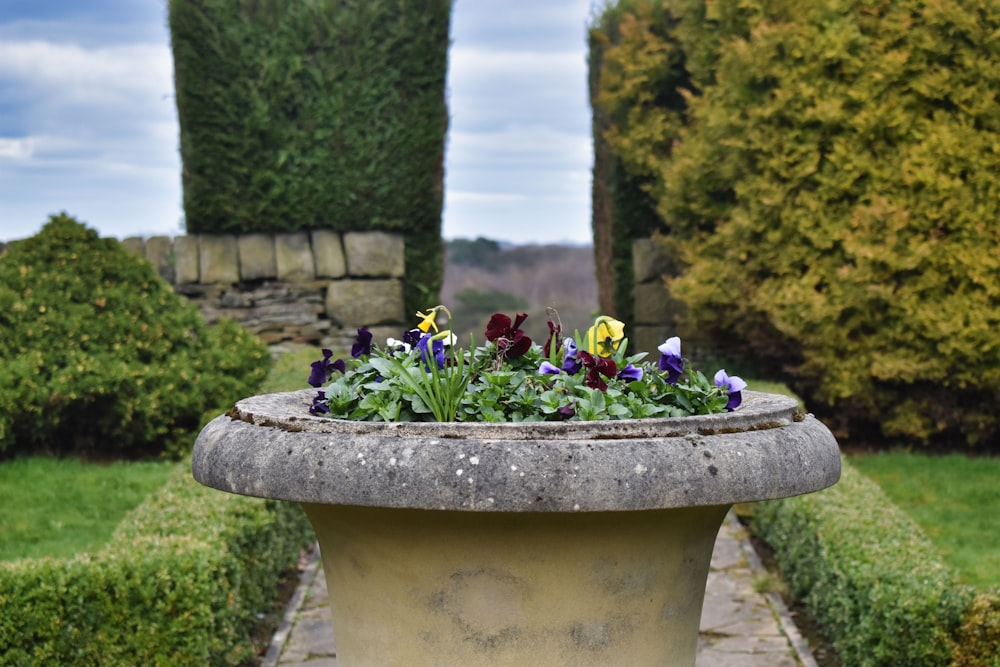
<box><xmin>446</xmin><ymin>237</ymin><xmax>503</xmax><ymax>268</ymax></box>
<box><xmin>592</xmin><ymin>0</ymin><xmax>1000</xmax><ymax>447</ymax></box>
<box><xmin>312</xmin><ymin>313</ymin><xmax>734</xmax><ymax>422</ymax></box>
<box><xmin>0</xmin><ymin>458</ymin><xmax>175</xmax><ymax>561</ymax></box>
<box><xmin>0</xmin><ymin>214</ymin><xmax>270</xmax><ymax>459</ymax></box>
<box><xmin>0</xmin><ymin>464</ymin><xmax>313</xmax><ymax>666</ymax></box>
<box><xmin>168</xmin><ymin>0</ymin><xmax>452</xmax><ymax>315</ymax></box>
<box><xmin>754</xmin><ymin>461</ymin><xmax>1000</xmax><ymax>666</ymax></box>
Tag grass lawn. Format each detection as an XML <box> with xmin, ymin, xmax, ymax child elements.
<box><xmin>0</xmin><ymin>457</ymin><xmax>176</xmax><ymax>561</ymax></box>
<box><xmin>0</xmin><ymin>346</ymin><xmax>319</xmax><ymax>564</ymax></box>
<box><xmin>848</xmin><ymin>450</ymin><xmax>1000</xmax><ymax>588</ymax></box>
<box><xmin>259</xmin><ymin>345</ymin><xmax>322</xmax><ymax>394</ymax></box>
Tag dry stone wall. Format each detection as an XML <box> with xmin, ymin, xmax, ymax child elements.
<box><xmin>631</xmin><ymin>237</ymin><xmax>716</xmax><ymax>361</ymax></box>
<box><xmin>631</xmin><ymin>237</ymin><xmax>682</xmax><ymax>357</ymax></box>
<box><xmin>120</xmin><ymin>231</ymin><xmax>407</xmax><ymax>353</ymax></box>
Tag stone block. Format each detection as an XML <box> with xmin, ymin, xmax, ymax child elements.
<box><xmin>121</xmin><ymin>236</ymin><xmax>145</xmax><ymax>256</ymax></box>
<box><xmin>325</xmin><ymin>279</ymin><xmax>404</xmax><ymax>328</ymax></box>
<box><xmin>145</xmin><ymin>236</ymin><xmax>175</xmax><ymax>284</ymax></box>
<box><xmin>199</xmin><ymin>234</ymin><xmax>239</xmax><ymax>284</ymax></box>
<box><xmin>276</xmin><ymin>232</ymin><xmax>316</xmax><ymax>281</ymax></box>
<box><xmin>344</xmin><ymin>231</ymin><xmax>405</xmax><ymax>277</ymax></box>
<box><xmin>174</xmin><ymin>235</ymin><xmax>200</xmax><ymax>284</ymax></box>
<box><xmin>632</xmin><ymin>237</ymin><xmax>676</xmax><ymax>283</ymax></box>
<box><xmin>634</xmin><ymin>280</ymin><xmax>683</xmax><ymax>324</ymax></box>
<box><xmin>312</xmin><ymin>230</ymin><xmax>346</xmax><ymax>278</ymax></box>
<box><xmin>238</xmin><ymin>233</ymin><xmax>277</xmax><ymax>280</ymax></box>
<box><xmin>632</xmin><ymin>325</ymin><xmax>674</xmax><ymax>360</ymax></box>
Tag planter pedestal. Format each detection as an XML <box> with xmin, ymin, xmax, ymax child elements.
<box><xmin>193</xmin><ymin>390</ymin><xmax>840</xmax><ymax>667</ymax></box>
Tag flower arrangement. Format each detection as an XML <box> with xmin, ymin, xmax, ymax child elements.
<box><xmin>306</xmin><ymin>307</ymin><xmax>746</xmax><ymax>422</ymax></box>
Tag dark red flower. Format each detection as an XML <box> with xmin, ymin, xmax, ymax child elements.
<box><xmin>543</xmin><ymin>319</ymin><xmax>562</xmax><ymax>358</ymax></box>
<box><xmin>577</xmin><ymin>350</ymin><xmax>618</xmax><ymax>391</ymax></box>
<box><xmin>485</xmin><ymin>312</ymin><xmax>532</xmax><ymax>359</ymax></box>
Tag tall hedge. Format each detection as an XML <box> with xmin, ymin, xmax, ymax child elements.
<box><xmin>168</xmin><ymin>0</ymin><xmax>452</xmax><ymax>311</ymax></box>
<box><xmin>593</xmin><ymin>0</ymin><xmax>1000</xmax><ymax>448</ymax></box>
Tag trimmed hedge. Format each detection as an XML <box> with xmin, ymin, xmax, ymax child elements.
<box><xmin>591</xmin><ymin>0</ymin><xmax>1000</xmax><ymax>448</ymax></box>
<box><xmin>168</xmin><ymin>0</ymin><xmax>452</xmax><ymax>313</ymax></box>
<box><xmin>754</xmin><ymin>461</ymin><xmax>1000</xmax><ymax>666</ymax></box>
<box><xmin>0</xmin><ymin>463</ymin><xmax>313</xmax><ymax>666</ymax></box>
<box><xmin>0</xmin><ymin>214</ymin><xmax>270</xmax><ymax>459</ymax></box>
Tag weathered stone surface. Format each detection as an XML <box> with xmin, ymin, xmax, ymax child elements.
<box><xmin>174</xmin><ymin>235</ymin><xmax>200</xmax><ymax>284</ymax></box>
<box><xmin>199</xmin><ymin>234</ymin><xmax>239</xmax><ymax>284</ymax></box>
<box><xmin>276</xmin><ymin>233</ymin><xmax>316</xmax><ymax>281</ymax></box>
<box><xmin>121</xmin><ymin>236</ymin><xmax>145</xmax><ymax>256</ymax></box>
<box><xmin>633</xmin><ymin>237</ymin><xmax>677</xmax><ymax>283</ymax></box>
<box><xmin>324</xmin><ymin>279</ymin><xmax>404</xmax><ymax>327</ymax></box>
<box><xmin>145</xmin><ymin>236</ymin><xmax>175</xmax><ymax>284</ymax></box>
<box><xmin>344</xmin><ymin>232</ymin><xmax>405</xmax><ymax>277</ymax></box>
<box><xmin>192</xmin><ymin>390</ymin><xmax>841</xmax><ymax>512</ymax></box>
<box><xmin>312</xmin><ymin>230</ymin><xmax>346</xmax><ymax>278</ymax></box>
<box><xmin>238</xmin><ymin>233</ymin><xmax>277</xmax><ymax>280</ymax></box>
<box><xmin>634</xmin><ymin>280</ymin><xmax>683</xmax><ymax>324</ymax></box>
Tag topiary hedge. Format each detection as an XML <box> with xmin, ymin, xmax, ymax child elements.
<box><xmin>592</xmin><ymin>0</ymin><xmax>1000</xmax><ymax>448</ymax></box>
<box><xmin>0</xmin><ymin>214</ymin><xmax>270</xmax><ymax>459</ymax></box>
<box><xmin>754</xmin><ymin>461</ymin><xmax>1000</xmax><ymax>666</ymax></box>
<box><xmin>168</xmin><ymin>0</ymin><xmax>452</xmax><ymax>313</ymax></box>
<box><xmin>0</xmin><ymin>463</ymin><xmax>313</xmax><ymax>666</ymax></box>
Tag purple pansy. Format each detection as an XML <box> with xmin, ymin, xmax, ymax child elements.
<box><xmin>539</xmin><ymin>360</ymin><xmax>562</xmax><ymax>375</ymax></box>
<box><xmin>309</xmin><ymin>390</ymin><xmax>330</xmax><ymax>415</ymax></box>
<box><xmin>351</xmin><ymin>327</ymin><xmax>373</xmax><ymax>358</ymax></box>
<box><xmin>619</xmin><ymin>363</ymin><xmax>644</xmax><ymax>382</ymax></box>
<box><xmin>714</xmin><ymin>369</ymin><xmax>748</xmax><ymax>411</ymax></box>
<box><xmin>416</xmin><ymin>333</ymin><xmax>446</xmax><ymax>371</ymax></box>
<box><xmin>308</xmin><ymin>349</ymin><xmax>346</xmax><ymax>387</ymax></box>
<box><xmin>561</xmin><ymin>337</ymin><xmax>582</xmax><ymax>374</ymax></box>
<box><xmin>657</xmin><ymin>336</ymin><xmax>683</xmax><ymax>384</ymax></box>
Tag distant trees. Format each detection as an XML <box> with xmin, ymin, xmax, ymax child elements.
<box><xmin>440</xmin><ymin>240</ymin><xmax>599</xmax><ymax>345</ymax></box>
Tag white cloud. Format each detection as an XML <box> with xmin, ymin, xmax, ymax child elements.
<box><xmin>0</xmin><ymin>137</ymin><xmax>34</xmax><ymax>159</ymax></box>
<box><xmin>0</xmin><ymin>40</ymin><xmax>173</xmax><ymax>113</ymax></box>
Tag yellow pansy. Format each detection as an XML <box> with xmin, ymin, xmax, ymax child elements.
<box><xmin>584</xmin><ymin>316</ymin><xmax>625</xmax><ymax>358</ymax></box>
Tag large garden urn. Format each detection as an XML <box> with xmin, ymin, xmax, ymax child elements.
<box><xmin>193</xmin><ymin>389</ymin><xmax>839</xmax><ymax>666</ymax></box>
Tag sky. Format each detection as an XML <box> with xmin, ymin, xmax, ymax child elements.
<box><xmin>0</xmin><ymin>0</ymin><xmax>597</xmax><ymax>245</ymax></box>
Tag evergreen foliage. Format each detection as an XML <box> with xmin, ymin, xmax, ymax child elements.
<box><xmin>592</xmin><ymin>0</ymin><xmax>1000</xmax><ymax>447</ymax></box>
<box><xmin>168</xmin><ymin>0</ymin><xmax>452</xmax><ymax>312</ymax></box>
<box><xmin>0</xmin><ymin>214</ymin><xmax>270</xmax><ymax>459</ymax></box>
<box><xmin>755</xmin><ymin>462</ymin><xmax>999</xmax><ymax>666</ymax></box>
<box><xmin>0</xmin><ymin>464</ymin><xmax>313</xmax><ymax>665</ymax></box>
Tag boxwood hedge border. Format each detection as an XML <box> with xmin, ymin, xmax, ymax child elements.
<box><xmin>0</xmin><ymin>463</ymin><xmax>313</xmax><ymax>666</ymax></box>
<box><xmin>753</xmin><ymin>460</ymin><xmax>999</xmax><ymax>667</ymax></box>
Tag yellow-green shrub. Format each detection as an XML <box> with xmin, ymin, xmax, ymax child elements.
<box><xmin>596</xmin><ymin>0</ymin><xmax>1000</xmax><ymax>447</ymax></box>
<box><xmin>0</xmin><ymin>214</ymin><xmax>270</xmax><ymax>458</ymax></box>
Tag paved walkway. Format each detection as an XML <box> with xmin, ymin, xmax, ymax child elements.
<box><xmin>263</xmin><ymin>512</ymin><xmax>817</xmax><ymax>667</ymax></box>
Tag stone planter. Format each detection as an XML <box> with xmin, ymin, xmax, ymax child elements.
<box><xmin>193</xmin><ymin>390</ymin><xmax>839</xmax><ymax>667</ymax></box>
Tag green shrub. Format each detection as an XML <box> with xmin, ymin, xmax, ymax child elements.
<box><xmin>0</xmin><ymin>463</ymin><xmax>313</xmax><ymax>666</ymax></box>
<box><xmin>753</xmin><ymin>461</ymin><xmax>987</xmax><ymax>666</ymax></box>
<box><xmin>0</xmin><ymin>214</ymin><xmax>270</xmax><ymax>459</ymax></box>
<box><xmin>592</xmin><ymin>0</ymin><xmax>1000</xmax><ymax>448</ymax></box>
<box><xmin>168</xmin><ymin>0</ymin><xmax>452</xmax><ymax>314</ymax></box>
